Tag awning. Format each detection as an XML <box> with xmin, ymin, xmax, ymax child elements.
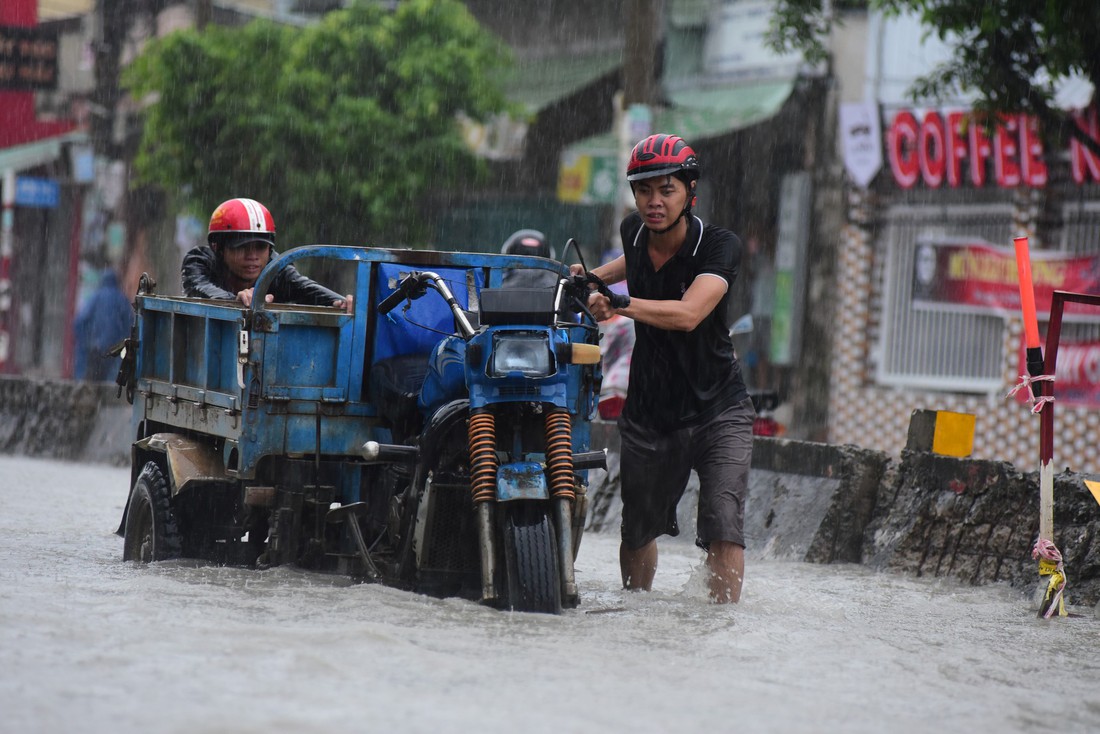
<box><xmin>664</xmin><ymin>81</ymin><xmax>796</xmax><ymax>139</ymax></box>
<box><xmin>557</xmin><ymin>78</ymin><xmax>795</xmax><ymax>204</ymax></box>
<box><xmin>0</xmin><ymin>130</ymin><xmax>86</xmax><ymax>174</ymax></box>
<box><xmin>37</xmin><ymin>0</ymin><xmax>94</xmax><ymax>21</ymax></box>
<box><xmin>499</xmin><ymin>50</ymin><xmax>622</xmax><ymax>113</ymax></box>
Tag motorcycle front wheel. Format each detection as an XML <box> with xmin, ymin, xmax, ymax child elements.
<box><xmin>500</xmin><ymin>502</ymin><xmax>562</xmax><ymax>614</ymax></box>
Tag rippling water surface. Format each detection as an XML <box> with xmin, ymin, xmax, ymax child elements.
<box><xmin>2</xmin><ymin>455</ymin><xmax>1098</xmax><ymax>733</ymax></box>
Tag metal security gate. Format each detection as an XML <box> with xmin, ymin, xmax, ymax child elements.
<box><xmin>876</xmin><ymin>204</ymin><xmax>1014</xmax><ymax>393</ymax></box>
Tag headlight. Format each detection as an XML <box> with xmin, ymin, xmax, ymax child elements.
<box><xmin>489</xmin><ymin>333</ymin><xmax>553</xmax><ymax>378</ymax></box>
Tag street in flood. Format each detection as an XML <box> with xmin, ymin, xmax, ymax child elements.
<box><xmin>2</xmin><ymin>455</ymin><xmax>1099</xmax><ymax>734</ymax></box>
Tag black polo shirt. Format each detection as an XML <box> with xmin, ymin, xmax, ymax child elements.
<box><xmin>619</xmin><ymin>212</ymin><xmax>748</xmax><ymax>430</ymax></box>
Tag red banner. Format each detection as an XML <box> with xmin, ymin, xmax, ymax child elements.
<box><xmin>912</xmin><ymin>239</ymin><xmax>1100</xmax><ymax>319</ymax></box>
<box><xmin>1016</xmin><ymin>339</ymin><xmax>1100</xmax><ymax>408</ymax></box>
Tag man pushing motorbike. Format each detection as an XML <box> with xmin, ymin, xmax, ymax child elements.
<box><xmin>572</xmin><ymin>134</ymin><xmax>754</xmax><ymax>603</ymax></box>
<box><xmin>182</xmin><ymin>197</ymin><xmax>350</xmax><ymax>309</ymax></box>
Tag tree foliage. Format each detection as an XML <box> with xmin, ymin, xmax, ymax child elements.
<box><xmin>768</xmin><ymin>0</ymin><xmax>1100</xmax><ymax>152</ymax></box>
<box><xmin>124</xmin><ymin>0</ymin><xmax>511</xmax><ymax>247</ymax></box>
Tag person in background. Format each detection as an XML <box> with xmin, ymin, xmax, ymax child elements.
<box><xmin>181</xmin><ymin>197</ymin><xmax>350</xmax><ymax>309</ymax></box>
<box><xmin>595</xmin><ymin>245</ymin><xmax>634</xmax><ymax>420</ymax></box>
<box><xmin>73</xmin><ymin>267</ymin><xmax>132</xmax><ymax>382</ymax></box>
<box><xmin>500</xmin><ymin>229</ymin><xmax>559</xmax><ymax>288</ymax></box>
<box><xmin>571</xmin><ymin>133</ymin><xmax>754</xmax><ymax>604</ymax></box>
<box><xmin>596</xmin><ymin>305</ymin><xmax>635</xmax><ymax>421</ymax></box>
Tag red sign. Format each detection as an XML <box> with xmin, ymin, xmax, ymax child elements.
<box><xmin>912</xmin><ymin>239</ymin><xmax>1100</xmax><ymax>319</ymax></box>
<box><xmin>886</xmin><ymin>106</ymin><xmax>1100</xmax><ymax>189</ymax></box>
<box><xmin>1016</xmin><ymin>339</ymin><xmax>1100</xmax><ymax>409</ymax></box>
<box><xmin>0</xmin><ymin>25</ymin><xmax>58</xmax><ymax>90</ymax></box>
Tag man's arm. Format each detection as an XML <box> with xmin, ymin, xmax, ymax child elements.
<box><xmin>588</xmin><ymin>255</ymin><xmax>627</xmax><ymax>285</ymax></box>
<box><xmin>181</xmin><ymin>247</ymin><xmax>236</xmax><ymax>300</ymax></box>
<box><xmin>590</xmin><ymin>273</ymin><xmax>727</xmax><ymax>331</ymax></box>
<box><xmin>276</xmin><ymin>265</ymin><xmax>346</xmax><ymax>308</ymax></box>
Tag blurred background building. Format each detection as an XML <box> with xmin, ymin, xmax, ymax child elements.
<box><xmin>2</xmin><ymin>0</ymin><xmax>1098</xmax><ymax>473</ymax></box>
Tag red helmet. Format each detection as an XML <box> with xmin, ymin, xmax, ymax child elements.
<box><xmin>207</xmin><ymin>198</ymin><xmax>275</xmax><ymax>250</ymax></box>
<box><xmin>626</xmin><ymin>134</ymin><xmax>700</xmax><ymax>182</ymax></box>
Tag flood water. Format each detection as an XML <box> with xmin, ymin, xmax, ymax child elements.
<box><xmin>2</xmin><ymin>454</ymin><xmax>1099</xmax><ymax>733</ymax></box>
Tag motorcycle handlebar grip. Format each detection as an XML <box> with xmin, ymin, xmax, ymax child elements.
<box><xmin>378</xmin><ymin>276</ymin><xmax>417</xmax><ymax>315</ymax></box>
<box><xmin>581</xmin><ymin>271</ymin><xmax>627</xmax><ymax>310</ymax></box>
<box><xmin>360</xmin><ymin>441</ymin><xmax>419</xmax><ymax>463</ymax></box>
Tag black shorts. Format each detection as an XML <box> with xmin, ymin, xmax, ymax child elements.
<box><xmin>618</xmin><ymin>398</ymin><xmax>755</xmax><ymax>551</ymax></box>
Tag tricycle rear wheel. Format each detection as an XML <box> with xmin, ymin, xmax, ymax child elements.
<box><xmin>123</xmin><ymin>461</ymin><xmax>182</xmax><ymax>563</ymax></box>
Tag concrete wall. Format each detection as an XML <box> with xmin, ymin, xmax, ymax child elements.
<box><xmin>586</xmin><ymin>419</ymin><xmax>1100</xmax><ymax>608</ymax></box>
<box><xmin>0</xmin><ymin>377</ymin><xmax>132</xmax><ymax>466</ymax></box>
<box><xmin>4</xmin><ymin>377</ymin><xmax>1099</xmax><ymax>607</ymax></box>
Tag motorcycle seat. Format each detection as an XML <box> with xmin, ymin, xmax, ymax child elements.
<box><xmin>369</xmin><ymin>354</ymin><xmax>431</xmax><ymax>439</ymax></box>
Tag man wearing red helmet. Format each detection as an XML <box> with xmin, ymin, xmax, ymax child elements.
<box><xmin>182</xmin><ymin>198</ymin><xmax>350</xmax><ymax>309</ymax></box>
<box><xmin>573</xmin><ymin>133</ymin><xmax>754</xmax><ymax>603</ymax></box>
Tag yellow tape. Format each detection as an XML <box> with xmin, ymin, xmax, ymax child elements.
<box><xmin>1036</xmin><ymin>559</ymin><xmax>1068</xmax><ymax>618</ymax></box>
<box><xmin>1040</xmin><ymin>572</ymin><xmax>1068</xmax><ymax>618</ymax></box>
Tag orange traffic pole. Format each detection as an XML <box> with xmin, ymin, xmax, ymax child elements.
<box><xmin>1013</xmin><ymin>236</ymin><xmax>1064</xmax><ymax>617</ymax></box>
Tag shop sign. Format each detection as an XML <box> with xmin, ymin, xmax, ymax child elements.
<box><xmin>840</xmin><ymin>102</ymin><xmax>883</xmax><ymax>187</ymax></box>
<box><xmin>769</xmin><ymin>172</ymin><xmax>811</xmax><ymax>365</ymax></box>
<box><xmin>557</xmin><ymin>151</ymin><xmax>618</xmax><ymax>205</ymax></box>
<box><xmin>912</xmin><ymin>238</ymin><xmax>1100</xmax><ymax>320</ymax></box>
<box><xmin>885</xmin><ymin>105</ymin><xmax>1100</xmax><ymax>189</ymax></box>
<box><xmin>0</xmin><ymin>25</ymin><xmax>59</xmax><ymax>91</ymax></box>
<box><xmin>14</xmin><ymin>176</ymin><xmax>59</xmax><ymax>208</ymax></box>
<box><xmin>1015</xmin><ymin>340</ymin><xmax>1100</xmax><ymax>409</ymax></box>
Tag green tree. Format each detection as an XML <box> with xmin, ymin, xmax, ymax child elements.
<box><xmin>124</xmin><ymin>0</ymin><xmax>511</xmax><ymax>247</ymax></box>
<box><xmin>768</xmin><ymin>0</ymin><xmax>1100</xmax><ymax>153</ymax></box>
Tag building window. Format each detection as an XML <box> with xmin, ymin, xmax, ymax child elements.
<box><xmin>875</xmin><ymin>204</ymin><xmax>1014</xmax><ymax>393</ymax></box>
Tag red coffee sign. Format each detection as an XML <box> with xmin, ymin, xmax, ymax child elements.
<box><xmin>887</xmin><ymin>106</ymin><xmax>1100</xmax><ymax>189</ymax></box>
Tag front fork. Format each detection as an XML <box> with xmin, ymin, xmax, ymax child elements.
<box><xmin>476</xmin><ymin>503</ymin><xmax>497</xmax><ymax>602</ymax></box>
<box><xmin>555</xmin><ymin>496</ymin><xmax>578</xmax><ymax>601</ymax></box>
<box><xmin>468</xmin><ymin>407</ymin><xmax>578</xmax><ymax>605</ymax></box>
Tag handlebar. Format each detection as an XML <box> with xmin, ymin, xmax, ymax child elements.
<box><xmin>381</xmin><ymin>267</ymin><xmax>608</xmax><ymax>338</ymax></box>
<box><xmin>570</xmin><ymin>272</ymin><xmax>629</xmax><ymax>310</ymax></box>
<box><xmin>377</xmin><ymin>270</ymin><xmax>476</xmax><ymax>339</ymax></box>
<box><xmin>377</xmin><ymin>273</ymin><xmax>422</xmax><ymax>315</ymax></box>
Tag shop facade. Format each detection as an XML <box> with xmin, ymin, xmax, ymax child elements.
<box><xmin>830</xmin><ymin>103</ymin><xmax>1100</xmax><ymax>474</ymax></box>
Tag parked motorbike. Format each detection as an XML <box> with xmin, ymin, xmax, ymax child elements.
<box><xmin>115</xmin><ymin>245</ymin><xmax>605</xmax><ymax>614</ymax></box>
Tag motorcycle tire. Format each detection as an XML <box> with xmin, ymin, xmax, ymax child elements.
<box><xmin>501</xmin><ymin>503</ymin><xmax>562</xmax><ymax>614</ymax></box>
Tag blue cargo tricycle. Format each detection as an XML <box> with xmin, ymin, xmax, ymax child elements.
<box><xmin>115</xmin><ymin>244</ymin><xmax>607</xmax><ymax>613</ymax></box>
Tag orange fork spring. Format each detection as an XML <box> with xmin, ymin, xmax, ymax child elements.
<box><xmin>469</xmin><ymin>411</ymin><xmax>498</xmax><ymax>504</ymax></box>
<box><xmin>545</xmin><ymin>409</ymin><xmax>575</xmax><ymax>501</ymax></box>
